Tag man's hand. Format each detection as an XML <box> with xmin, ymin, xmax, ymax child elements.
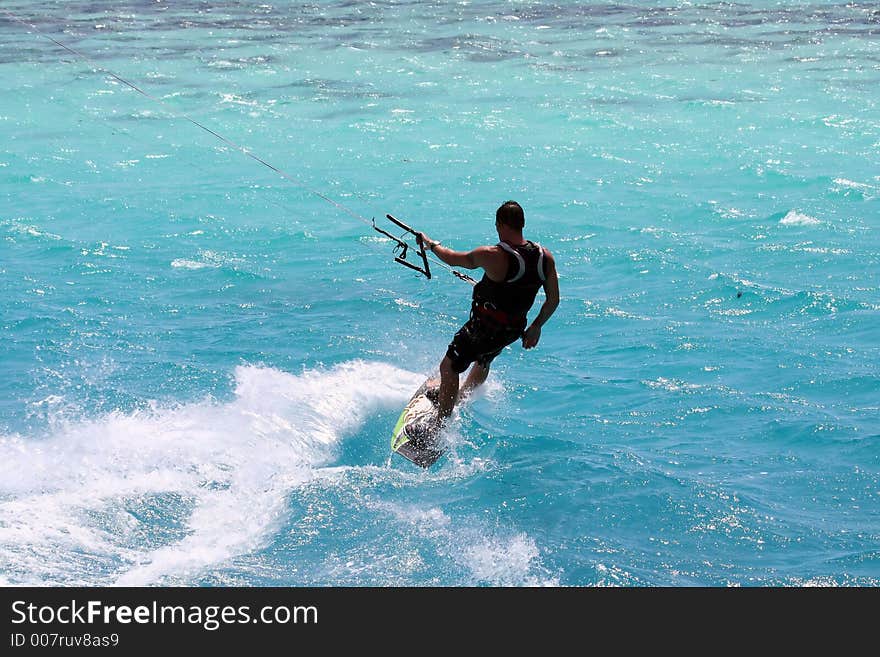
<box><xmin>522</xmin><ymin>324</ymin><xmax>541</xmax><ymax>349</ymax></box>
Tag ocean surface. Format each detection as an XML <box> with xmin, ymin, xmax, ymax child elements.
<box><xmin>1</xmin><ymin>1</ymin><xmax>878</xmax><ymax>586</ymax></box>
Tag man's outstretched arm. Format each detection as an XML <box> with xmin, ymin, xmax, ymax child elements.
<box><xmin>523</xmin><ymin>250</ymin><xmax>559</xmax><ymax>349</ymax></box>
<box><xmin>417</xmin><ymin>233</ymin><xmax>495</xmax><ymax>270</ymax></box>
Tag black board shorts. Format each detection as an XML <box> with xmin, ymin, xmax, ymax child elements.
<box><xmin>445</xmin><ymin>316</ymin><xmax>524</xmax><ymax>374</ymax></box>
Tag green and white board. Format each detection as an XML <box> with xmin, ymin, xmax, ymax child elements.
<box><xmin>391</xmin><ymin>378</ymin><xmax>444</xmax><ymax>468</ymax></box>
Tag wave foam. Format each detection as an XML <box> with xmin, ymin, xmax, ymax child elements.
<box><xmin>779</xmin><ymin>210</ymin><xmax>821</xmax><ymax>226</ymax></box>
<box><xmin>0</xmin><ymin>361</ymin><xmax>420</xmax><ymax>585</ymax></box>
<box><xmin>386</xmin><ymin>505</ymin><xmax>558</xmax><ymax>586</ymax></box>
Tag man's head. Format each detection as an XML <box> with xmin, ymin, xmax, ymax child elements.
<box><xmin>495</xmin><ymin>200</ymin><xmax>525</xmax><ymax>232</ymax></box>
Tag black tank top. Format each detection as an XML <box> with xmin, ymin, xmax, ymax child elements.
<box><xmin>471</xmin><ymin>240</ymin><xmax>546</xmax><ymax>328</ymax></box>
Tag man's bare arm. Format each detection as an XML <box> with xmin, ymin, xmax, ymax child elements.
<box><xmin>417</xmin><ymin>233</ymin><xmax>498</xmax><ymax>272</ymax></box>
<box><xmin>522</xmin><ymin>250</ymin><xmax>559</xmax><ymax>349</ymax></box>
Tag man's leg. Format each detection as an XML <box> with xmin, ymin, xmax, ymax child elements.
<box><xmin>437</xmin><ymin>355</ymin><xmax>460</xmax><ymax>423</ymax></box>
<box><xmin>460</xmin><ymin>362</ymin><xmax>489</xmax><ymax>398</ymax></box>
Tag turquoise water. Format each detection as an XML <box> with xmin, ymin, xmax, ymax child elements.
<box><xmin>1</xmin><ymin>1</ymin><xmax>878</xmax><ymax>586</ymax></box>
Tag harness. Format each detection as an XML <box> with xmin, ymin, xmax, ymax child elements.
<box><xmin>473</xmin><ymin>302</ymin><xmax>519</xmax><ymax>326</ymax></box>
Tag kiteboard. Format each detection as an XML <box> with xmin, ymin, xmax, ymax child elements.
<box><xmin>391</xmin><ymin>377</ymin><xmax>444</xmax><ymax>468</ymax></box>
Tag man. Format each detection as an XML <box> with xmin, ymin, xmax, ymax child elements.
<box><xmin>417</xmin><ymin>200</ymin><xmax>560</xmax><ymax>428</ymax></box>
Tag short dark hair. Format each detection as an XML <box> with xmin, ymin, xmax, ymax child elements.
<box><xmin>496</xmin><ymin>200</ymin><xmax>524</xmax><ymax>230</ymax></box>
